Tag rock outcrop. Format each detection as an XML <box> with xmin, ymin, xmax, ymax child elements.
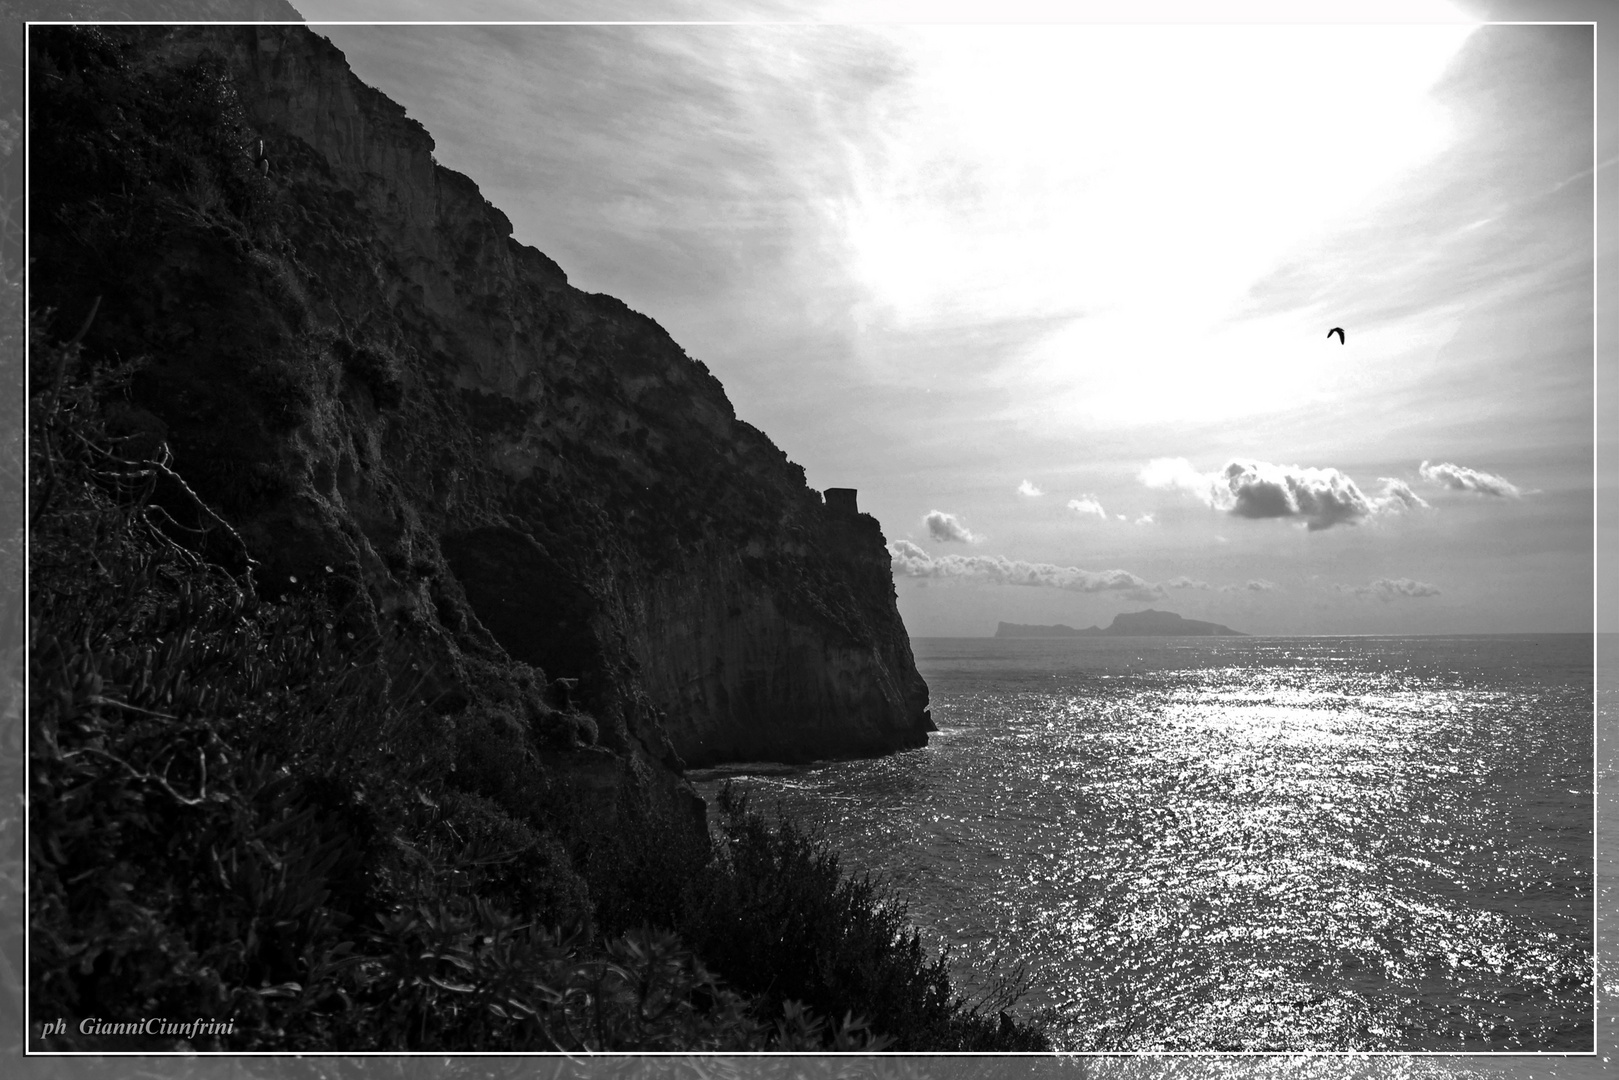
<box><xmin>29</xmin><ymin>19</ymin><xmax>932</xmax><ymax>839</ymax></box>
<box><xmin>1107</xmin><ymin>610</ymin><xmax>1244</xmax><ymax>636</ymax></box>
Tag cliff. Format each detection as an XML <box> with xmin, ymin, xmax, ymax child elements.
<box><xmin>996</xmin><ymin>610</ymin><xmax>1245</xmax><ymax>637</ymax></box>
<box><xmin>29</xmin><ymin>22</ymin><xmax>931</xmax><ymax>801</ymax></box>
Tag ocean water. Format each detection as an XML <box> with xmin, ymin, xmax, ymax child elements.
<box><xmin>690</xmin><ymin>634</ymin><xmax>1594</xmax><ymax>1053</ymax></box>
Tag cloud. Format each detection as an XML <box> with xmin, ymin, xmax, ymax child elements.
<box><xmin>1220</xmin><ymin>460</ymin><xmax>1372</xmax><ymax>530</ymax></box>
<box><xmin>1334</xmin><ymin>577</ymin><xmax>1441</xmax><ymax>601</ymax></box>
<box><xmin>1139</xmin><ymin>457</ymin><xmax>1220</xmax><ymax>504</ymax></box>
<box><xmin>891</xmin><ymin>539</ymin><xmax>931</xmax><ymax>562</ymax></box>
<box><xmin>1166</xmin><ymin>576</ymin><xmax>1275</xmax><ymax>592</ymax></box>
<box><xmin>924</xmin><ymin>510</ymin><xmax>977</xmax><ymax>543</ymax></box>
<box><xmin>1018</xmin><ymin>480</ymin><xmax>1043</xmax><ymax>497</ymax></box>
<box><xmin>1142</xmin><ymin>458</ymin><xmax>1429</xmax><ymax>531</ymax></box>
<box><xmin>1134</xmin><ymin>512</ymin><xmax>1155</xmax><ymax>526</ymax></box>
<box><xmin>1068</xmin><ymin>496</ymin><xmax>1107</xmax><ymax>519</ymax></box>
<box><xmin>887</xmin><ymin>543</ymin><xmax>1166</xmax><ymax>601</ymax></box>
<box><xmin>1374</xmin><ymin>478</ymin><xmax>1429</xmax><ymax>512</ymax></box>
<box><xmin>1418</xmin><ymin>460</ymin><xmax>1521</xmax><ymax>498</ymax></box>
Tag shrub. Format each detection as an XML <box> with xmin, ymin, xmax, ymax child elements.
<box><xmin>337</xmin><ymin>338</ymin><xmax>406</xmax><ymax>411</ymax></box>
<box><xmin>577</xmin><ymin>797</ymin><xmax>711</xmax><ymax>944</ymax></box>
<box><xmin>681</xmin><ymin>785</ymin><xmax>1051</xmax><ymax>1051</ymax></box>
<box><xmin>29</xmin><ymin>27</ymin><xmax>275</xmax><ymax>260</ymax></box>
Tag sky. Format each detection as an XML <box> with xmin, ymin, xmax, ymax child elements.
<box><xmin>296</xmin><ymin>1</ymin><xmax>1598</xmax><ymax>636</ymax></box>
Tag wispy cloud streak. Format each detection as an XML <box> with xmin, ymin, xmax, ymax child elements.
<box><xmin>1166</xmin><ymin>576</ymin><xmax>1211</xmax><ymax>590</ymax></box>
<box><xmin>889</xmin><ymin>541</ymin><xmax>1165</xmax><ymax>601</ymax></box>
<box><xmin>1334</xmin><ymin>577</ymin><xmax>1441</xmax><ymax>600</ymax></box>
<box><xmin>1165</xmin><ymin>576</ymin><xmax>1275</xmax><ymax>592</ymax></box>
<box><xmin>1418</xmin><ymin>460</ymin><xmax>1521</xmax><ymax>497</ymax></box>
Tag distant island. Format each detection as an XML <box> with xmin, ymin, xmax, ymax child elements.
<box><xmin>996</xmin><ymin>609</ymin><xmax>1246</xmax><ymax>637</ymax></box>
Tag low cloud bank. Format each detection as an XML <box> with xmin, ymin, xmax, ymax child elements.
<box><xmin>1334</xmin><ymin>577</ymin><xmax>1441</xmax><ymax>601</ymax></box>
<box><xmin>1418</xmin><ymin>460</ymin><xmax>1521</xmax><ymax>498</ymax></box>
<box><xmin>888</xmin><ymin>541</ymin><xmax>1166</xmax><ymax>601</ymax></box>
<box><xmin>1164</xmin><ymin>576</ymin><xmax>1275</xmax><ymax>592</ymax></box>
<box><xmin>924</xmin><ymin>510</ymin><xmax>977</xmax><ymax>543</ymax></box>
<box><xmin>1140</xmin><ymin>458</ymin><xmax>1427</xmax><ymax>531</ymax></box>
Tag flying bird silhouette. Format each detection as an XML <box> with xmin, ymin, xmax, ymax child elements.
<box><xmin>1327</xmin><ymin>327</ymin><xmax>1345</xmax><ymax>345</ymax></box>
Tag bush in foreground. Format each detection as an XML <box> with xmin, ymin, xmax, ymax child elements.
<box><xmin>682</xmin><ymin>785</ymin><xmax>1050</xmax><ymax>1052</ymax></box>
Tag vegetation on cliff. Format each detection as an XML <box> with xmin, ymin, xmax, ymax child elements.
<box><xmin>27</xmin><ymin>304</ymin><xmax>1047</xmax><ymax>1051</ymax></box>
<box><xmin>24</xmin><ymin>24</ymin><xmax>1047</xmax><ymax>1052</ymax></box>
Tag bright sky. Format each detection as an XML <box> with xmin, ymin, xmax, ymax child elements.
<box><xmin>299</xmin><ymin>2</ymin><xmax>1595</xmax><ymax>635</ymax></box>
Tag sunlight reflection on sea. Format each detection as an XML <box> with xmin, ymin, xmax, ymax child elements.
<box><xmin>692</xmin><ymin>634</ymin><xmax>1595</xmax><ymax>1059</ymax></box>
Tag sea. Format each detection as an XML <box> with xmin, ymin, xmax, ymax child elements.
<box><xmin>689</xmin><ymin>634</ymin><xmax>1596</xmax><ymax>1055</ymax></box>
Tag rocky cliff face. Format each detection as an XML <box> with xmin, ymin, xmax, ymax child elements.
<box><xmin>629</xmin><ymin>510</ymin><xmax>928</xmax><ymax>764</ymax></box>
<box><xmin>30</xmin><ymin>21</ymin><xmax>931</xmax><ymax>814</ymax></box>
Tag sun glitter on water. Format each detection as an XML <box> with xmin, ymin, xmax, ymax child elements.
<box><xmin>695</xmin><ymin>634</ymin><xmax>1593</xmax><ymax>1051</ymax></box>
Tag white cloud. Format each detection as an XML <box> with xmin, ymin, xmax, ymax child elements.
<box><xmin>1220</xmin><ymin>460</ymin><xmax>1372</xmax><ymax>530</ymax></box>
<box><xmin>1018</xmin><ymin>479</ymin><xmax>1043</xmax><ymax>497</ymax></box>
<box><xmin>1139</xmin><ymin>457</ymin><xmax>1220</xmax><ymax>504</ymax></box>
<box><xmin>891</xmin><ymin>539</ymin><xmax>931</xmax><ymax>562</ymax></box>
<box><xmin>1068</xmin><ymin>495</ymin><xmax>1107</xmax><ymax>519</ymax></box>
<box><xmin>1374</xmin><ymin>477</ymin><xmax>1430</xmax><ymax>512</ymax></box>
<box><xmin>924</xmin><ymin>509</ymin><xmax>977</xmax><ymax>543</ymax></box>
<box><xmin>1334</xmin><ymin>577</ymin><xmax>1441</xmax><ymax>600</ymax></box>
<box><xmin>887</xmin><ymin>543</ymin><xmax>1166</xmax><ymax>601</ymax></box>
<box><xmin>1418</xmin><ymin>460</ymin><xmax>1521</xmax><ymax>498</ymax></box>
<box><xmin>1142</xmin><ymin>458</ymin><xmax>1430</xmax><ymax>531</ymax></box>
<box><xmin>1167</xmin><ymin>575</ymin><xmax>1275</xmax><ymax>592</ymax></box>
<box><xmin>1134</xmin><ymin>512</ymin><xmax>1155</xmax><ymax>526</ymax></box>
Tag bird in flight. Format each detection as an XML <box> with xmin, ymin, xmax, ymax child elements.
<box><xmin>1327</xmin><ymin>327</ymin><xmax>1346</xmax><ymax>344</ymax></box>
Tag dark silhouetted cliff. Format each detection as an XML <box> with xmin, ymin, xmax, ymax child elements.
<box><xmin>30</xmin><ymin>23</ymin><xmax>932</xmax><ymax>785</ymax></box>
<box><xmin>20</xmin><ymin>18</ymin><xmax>1076</xmax><ymax>1056</ymax></box>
